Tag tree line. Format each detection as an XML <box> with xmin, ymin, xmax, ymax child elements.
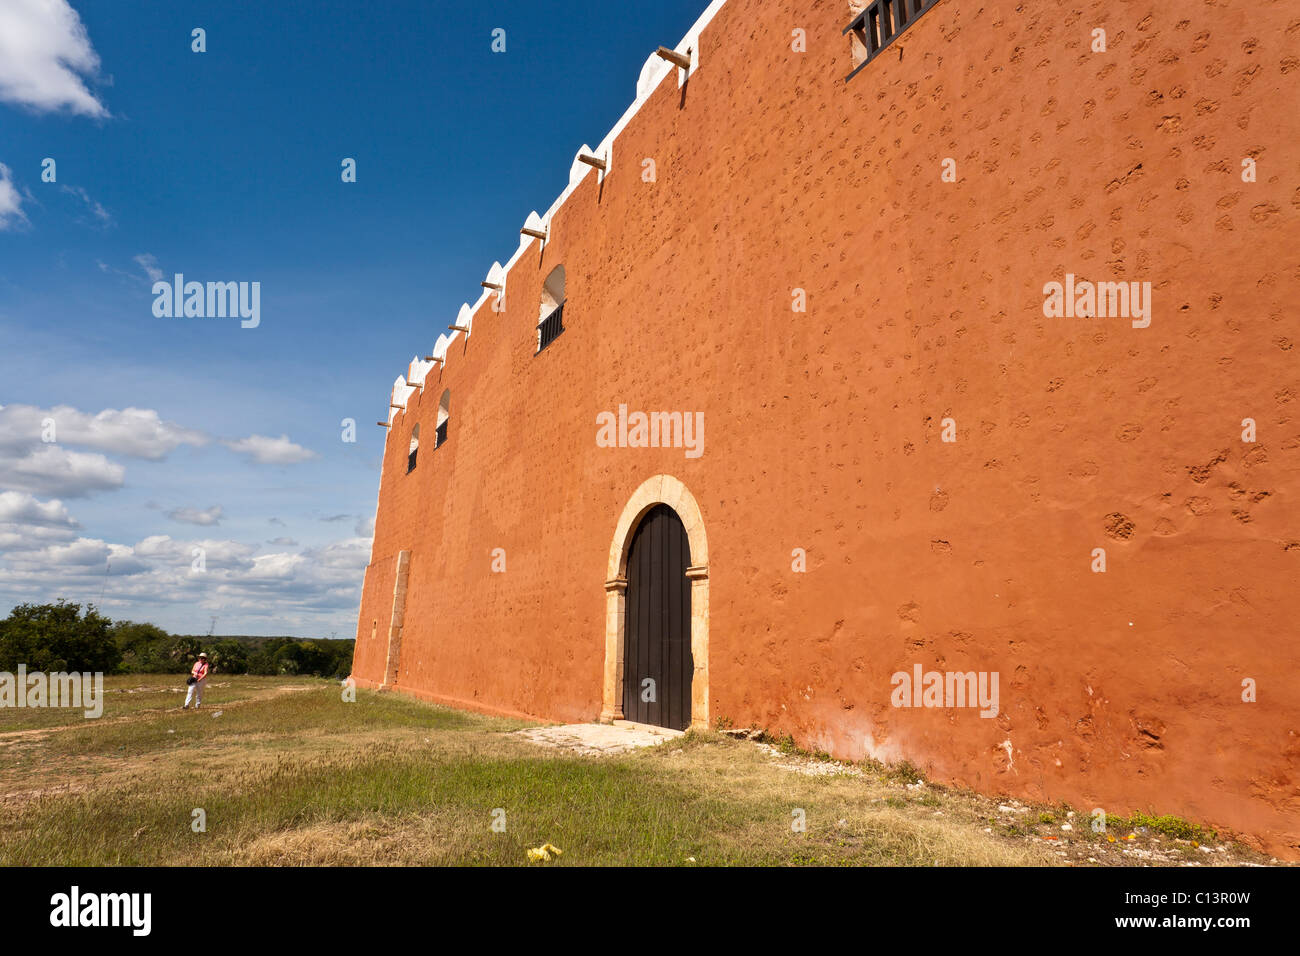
<box><xmin>0</xmin><ymin>601</ymin><xmax>354</xmax><ymax>679</ymax></box>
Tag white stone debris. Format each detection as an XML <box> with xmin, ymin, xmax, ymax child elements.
<box><xmin>510</xmin><ymin>721</ymin><xmax>681</xmax><ymax>757</ymax></box>
<box><xmin>753</xmin><ymin>741</ymin><xmax>864</xmax><ymax>777</ymax></box>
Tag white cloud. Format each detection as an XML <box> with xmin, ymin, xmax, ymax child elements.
<box><xmin>0</xmin><ymin>404</ymin><xmax>209</xmax><ymax>500</ymax></box>
<box><xmin>244</xmin><ymin>551</ymin><xmax>307</xmax><ymax>581</ymax></box>
<box><xmin>312</xmin><ymin>537</ymin><xmax>372</xmax><ymax>571</ymax></box>
<box><xmin>129</xmin><ymin>534</ymin><xmax>174</xmax><ymax>558</ymax></box>
<box><xmin>133</xmin><ymin>253</ymin><xmax>162</xmax><ymax>283</ymax></box>
<box><xmin>0</xmin><ymin>404</ymin><xmax>209</xmax><ymax>459</ymax></box>
<box><xmin>0</xmin><ymin>491</ymin><xmax>81</xmax><ymax>553</ymax></box>
<box><xmin>166</xmin><ymin>505</ymin><xmax>223</xmax><ymax>526</ymax></box>
<box><xmin>0</xmin><ymin>444</ymin><xmax>124</xmax><ymax>497</ymax></box>
<box><xmin>0</xmin><ymin>163</ymin><xmax>28</xmax><ymax>231</ymax></box>
<box><xmin>0</xmin><ymin>531</ymin><xmax>371</xmax><ymax>632</ymax></box>
<box><xmin>2</xmin><ymin>536</ymin><xmax>152</xmax><ymax>575</ymax></box>
<box><xmin>223</xmin><ymin>434</ymin><xmax>318</xmax><ymax>465</ymax></box>
<box><xmin>0</xmin><ymin>524</ymin><xmax>80</xmax><ymax>552</ymax></box>
<box><xmin>0</xmin><ymin>0</ymin><xmax>108</xmax><ymax>117</ymax></box>
<box><xmin>0</xmin><ymin>490</ymin><xmax>78</xmax><ymax>527</ymax></box>
<box><xmin>103</xmin><ymin>544</ymin><xmax>151</xmax><ymax>575</ymax></box>
<box><xmin>0</xmin><ymin>403</ymin><xmax>358</xmax><ymax>632</ymax></box>
<box><xmin>29</xmin><ymin>536</ymin><xmax>110</xmax><ymax>568</ymax></box>
<box><xmin>61</xmin><ymin>184</ymin><xmax>112</xmax><ymax>226</ymax></box>
<box><xmin>132</xmin><ymin>534</ymin><xmax>257</xmax><ymax>567</ymax></box>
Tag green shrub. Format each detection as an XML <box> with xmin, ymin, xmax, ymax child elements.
<box><xmin>0</xmin><ymin>602</ymin><xmax>119</xmax><ymax>673</ymax></box>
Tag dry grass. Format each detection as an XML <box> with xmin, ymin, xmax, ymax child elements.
<box><xmin>0</xmin><ymin>675</ymin><xmax>1273</xmax><ymax>866</ymax></box>
<box><xmin>0</xmin><ymin>674</ymin><xmax>292</xmax><ymax>733</ymax></box>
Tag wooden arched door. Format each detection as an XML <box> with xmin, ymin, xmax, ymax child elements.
<box><xmin>622</xmin><ymin>504</ymin><xmax>693</xmax><ymax>730</ymax></box>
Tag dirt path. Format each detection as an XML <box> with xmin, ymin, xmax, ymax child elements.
<box><xmin>0</xmin><ymin>683</ymin><xmax>313</xmax><ymax>747</ymax></box>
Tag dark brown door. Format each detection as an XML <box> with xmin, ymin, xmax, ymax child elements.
<box><xmin>622</xmin><ymin>504</ymin><xmax>693</xmax><ymax>730</ymax></box>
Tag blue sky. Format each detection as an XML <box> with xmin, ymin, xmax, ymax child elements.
<box><xmin>0</xmin><ymin>0</ymin><xmax>710</xmax><ymax>636</ymax></box>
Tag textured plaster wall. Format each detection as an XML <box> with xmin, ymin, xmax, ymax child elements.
<box><xmin>352</xmin><ymin>0</ymin><xmax>1300</xmax><ymax>856</ymax></box>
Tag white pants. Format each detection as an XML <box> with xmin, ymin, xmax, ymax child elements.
<box><xmin>184</xmin><ymin>678</ymin><xmax>206</xmax><ymax>708</ymax></box>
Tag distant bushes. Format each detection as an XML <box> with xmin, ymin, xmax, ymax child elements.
<box><xmin>0</xmin><ymin>601</ymin><xmax>120</xmax><ymax>673</ymax></box>
<box><xmin>0</xmin><ymin>601</ymin><xmax>353</xmax><ymax>679</ymax></box>
<box><xmin>233</xmin><ymin>636</ymin><xmax>354</xmax><ymax>680</ymax></box>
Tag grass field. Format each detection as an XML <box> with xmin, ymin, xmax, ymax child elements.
<box><xmin>0</xmin><ymin>675</ymin><xmax>1275</xmax><ymax>866</ymax></box>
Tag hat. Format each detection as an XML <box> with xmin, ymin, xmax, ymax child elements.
<box><xmin>198</xmin><ymin>652</ymin><xmax>208</xmax><ymax>658</ymax></box>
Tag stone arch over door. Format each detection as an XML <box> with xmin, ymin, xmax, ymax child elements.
<box><xmin>602</xmin><ymin>475</ymin><xmax>709</xmax><ymax>729</ymax></box>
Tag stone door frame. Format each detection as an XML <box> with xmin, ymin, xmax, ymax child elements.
<box><xmin>601</xmin><ymin>475</ymin><xmax>709</xmax><ymax>729</ymax></box>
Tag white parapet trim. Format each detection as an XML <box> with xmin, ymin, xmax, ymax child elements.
<box><xmin>431</xmin><ymin>332</ymin><xmax>452</xmax><ymax>362</ymax></box>
<box><xmin>407</xmin><ymin>355</ymin><xmax>436</xmax><ymax>387</ymax></box>
<box><xmin>570</xmin><ymin>142</ymin><xmax>613</xmax><ymax>186</ymax></box>
<box><xmin>389</xmin><ymin>376</ymin><xmax>417</xmax><ymax>423</ymax></box>
<box><xmin>519</xmin><ymin>210</ymin><xmax>548</xmax><ymax>247</ymax></box>
<box><xmin>402</xmin><ymin>0</ymin><xmax>734</xmax><ymax>395</ymax></box>
<box><xmin>637</xmin><ymin>51</ymin><xmax>673</xmax><ymax>99</ymax></box>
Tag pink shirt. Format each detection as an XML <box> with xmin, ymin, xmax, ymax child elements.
<box><xmin>191</xmin><ymin>660</ymin><xmax>210</xmax><ymax>681</ymax></box>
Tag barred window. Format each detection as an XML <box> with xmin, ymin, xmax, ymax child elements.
<box><xmin>844</xmin><ymin>0</ymin><xmax>941</xmax><ymax>81</ymax></box>
<box><xmin>537</xmin><ymin>265</ymin><xmax>566</xmax><ymax>353</ymax></box>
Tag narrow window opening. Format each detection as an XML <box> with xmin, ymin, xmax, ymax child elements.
<box><xmin>537</xmin><ymin>264</ymin><xmax>566</xmax><ymax>353</ymax></box>
<box><xmin>436</xmin><ymin>390</ymin><xmax>450</xmax><ymax>448</ymax></box>
<box><xmin>407</xmin><ymin>423</ymin><xmax>420</xmax><ymax>473</ymax></box>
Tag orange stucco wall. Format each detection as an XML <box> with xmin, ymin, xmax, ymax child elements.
<box><xmin>352</xmin><ymin>0</ymin><xmax>1300</xmax><ymax>857</ymax></box>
